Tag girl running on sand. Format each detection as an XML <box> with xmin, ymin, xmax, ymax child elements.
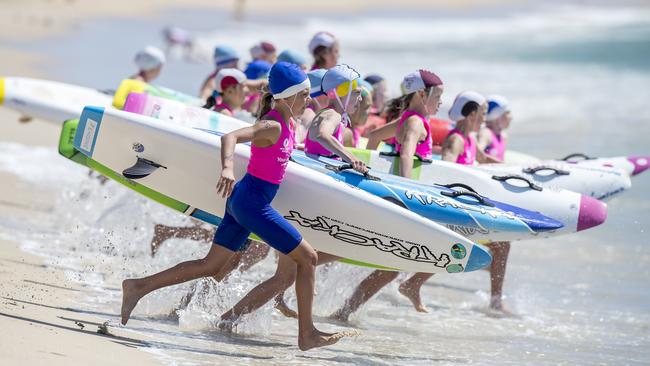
<box><xmin>121</xmin><ymin>62</ymin><xmax>354</xmax><ymax>351</ymax></box>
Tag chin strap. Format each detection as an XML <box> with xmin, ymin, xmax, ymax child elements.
<box><xmin>422</xmin><ymin>87</ymin><xmax>433</xmax><ymax>118</ymax></box>
<box><xmin>334</xmin><ymin>80</ymin><xmax>354</xmax><ymax>126</ymax></box>
<box><xmin>280</xmin><ymin>93</ymin><xmax>300</xmax><ymax>121</ymax></box>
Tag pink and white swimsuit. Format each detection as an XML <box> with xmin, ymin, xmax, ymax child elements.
<box><xmin>395</xmin><ymin>110</ymin><xmax>433</xmax><ymax>161</ymax></box>
<box><xmin>247</xmin><ymin>109</ymin><xmax>296</xmax><ymax>184</ymax></box>
<box><xmin>447</xmin><ymin>128</ymin><xmax>477</xmax><ymax>165</ymax></box>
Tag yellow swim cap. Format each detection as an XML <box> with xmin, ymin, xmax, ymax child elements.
<box><xmin>334</xmin><ymin>79</ymin><xmax>359</xmax><ymax>97</ymax></box>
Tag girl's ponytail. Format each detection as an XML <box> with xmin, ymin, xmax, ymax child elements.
<box><xmin>384</xmin><ymin>93</ymin><xmax>413</xmax><ymax>122</ymax></box>
<box><xmin>256</xmin><ymin>89</ymin><xmax>274</xmax><ymax>118</ymax></box>
<box><xmin>203</xmin><ymin>90</ymin><xmax>220</xmax><ymax>109</ymax></box>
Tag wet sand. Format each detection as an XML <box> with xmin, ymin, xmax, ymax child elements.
<box><xmin>0</xmin><ymin>130</ymin><xmax>160</xmax><ymax>364</ymax></box>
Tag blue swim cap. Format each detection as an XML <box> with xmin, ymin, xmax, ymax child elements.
<box><xmin>244</xmin><ymin>60</ymin><xmax>272</xmax><ymax>80</ymax></box>
<box><xmin>486</xmin><ymin>95</ymin><xmax>510</xmax><ymax>121</ymax></box>
<box><xmin>213</xmin><ymin>45</ymin><xmax>239</xmax><ymax>67</ymax></box>
<box><xmin>277</xmin><ymin>49</ymin><xmax>307</xmax><ymax>67</ymax></box>
<box><xmin>364</xmin><ymin>74</ymin><xmax>384</xmax><ymax>86</ymax></box>
<box><xmin>321</xmin><ymin>64</ymin><xmax>360</xmax><ymax>95</ymax></box>
<box><xmin>307</xmin><ymin>69</ymin><xmax>327</xmax><ymax>98</ymax></box>
<box><xmin>359</xmin><ymin>79</ymin><xmax>373</xmax><ymax>97</ymax></box>
<box><xmin>269</xmin><ymin>62</ymin><xmax>310</xmax><ymax>99</ymax></box>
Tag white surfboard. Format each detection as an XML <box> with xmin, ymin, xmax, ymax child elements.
<box><xmin>123</xmin><ymin>93</ymin><xmax>608</xmax><ymax>237</ymax></box>
<box><xmin>558</xmin><ymin>153</ymin><xmax>650</xmax><ymax>177</ymax></box>
<box><xmin>73</xmin><ymin>106</ymin><xmax>492</xmax><ymax>274</ymax></box>
<box><xmin>0</xmin><ymin>77</ymin><xmax>113</xmax><ymax>124</ymax></box>
<box><xmin>350</xmin><ymin>150</ymin><xmax>607</xmax><ymax>235</ymax></box>
<box><xmin>478</xmin><ymin>162</ymin><xmax>631</xmax><ymax>201</ymax></box>
<box><xmin>503</xmin><ymin>150</ymin><xmax>650</xmax><ymax>178</ymax></box>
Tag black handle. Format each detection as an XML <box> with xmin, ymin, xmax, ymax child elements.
<box><xmin>561</xmin><ymin>153</ymin><xmax>596</xmax><ymax>162</ymax></box>
<box><xmin>522</xmin><ymin>166</ymin><xmax>570</xmax><ymax>176</ymax></box>
<box><xmin>492</xmin><ymin>174</ymin><xmax>543</xmax><ymax>191</ymax></box>
<box><xmin>440</xmin><ymin>183</ymin><xmax>478</xmax><ymax>193</ymax></box>
<box><xmin>440</xmin><ymin>190</ymin><xmax>494</xmax><ymax>207</ymax></box>
<box><xmin>379</xmin><ymin>151</ymin><xmax>432</xmax><ymax>163</ymax></box>
<box><xmin>97</xmin><ymin>88</ymin><xmax>116</xmax><ymax>96</ymax></box>
<box><xmin>325</xmin><ymin>163</ymin><xmax>381</xmax><ymax>181</ymax></box>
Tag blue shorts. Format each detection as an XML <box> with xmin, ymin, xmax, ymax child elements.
<box><xmin>213</xmin><ymin>173</ymin><xmax>303</xmax><ymax>254</ymax></box>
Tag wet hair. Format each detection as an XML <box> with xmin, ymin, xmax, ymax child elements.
<box><xmin>312</xmin><ymin>45</ymin><xmax>329</xmax><ymax>69</ymax></box>
<box><xmin>384</xmin><ymin>86</ymin><xmax>436</xmax><ymax>122</ymax></box>
<box><xmin>461</xmin><ymin>101</ymin><xmax>480</xmax><ymax>117</ymax></box>
<box><xmin>384</xmin><ymin>93</ymin><xmax>413</xmax><ymax>122</ymax></box>
<box><xmin>256</xmin><ymin>89</ymin><xmax>274</xmax><ymax>118</ymax></box>
<box><xmin>203</xmin><ymin>93</ymin><xmax>217</xmax><ymax>109</ymax></box>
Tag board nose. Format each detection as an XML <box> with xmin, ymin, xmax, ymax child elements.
<box><xmin>577</xmin><ymin>195</ymin><xmax>607</xmax><ymax>231</ymax></box>
<box><xmin>627</xmin><ymin>156</ymin><xmax>650</xmax><ymax>176</ymax></box>
<box><xmin>0</xmin><ymin>77</ymin><xmax>5</xmax><ymax>105</ymax></box>
<box><xmin>464</xmin><ymin>245</ymin><xmax>492</xmax><ymax>272</ymax></box>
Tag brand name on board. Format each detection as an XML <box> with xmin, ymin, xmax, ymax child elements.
<box><xmin>403</xmin><ymin>189</ymin><xmax>516</xmax><ymax>220</ymax></box>
<box><xmin>284</xmin><ymin>210</ymin><xmax>451</xmax><ymax>268</ymax></box>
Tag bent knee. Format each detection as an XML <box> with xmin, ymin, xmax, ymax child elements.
<box><xmin>291</xmin><ymin>242</ymin><xmax>318</xmax><ymax>267</ymax></box>
<box><xmin>301</xmin><ymin>249</ymin><xmax>318</xmax><ymax>267</ymax></box>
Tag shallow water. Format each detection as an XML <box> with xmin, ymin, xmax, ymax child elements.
<box><xmin>3</xmin><ymin>1</ymin><xmax>650</xmax><ymax>365</ymax></box>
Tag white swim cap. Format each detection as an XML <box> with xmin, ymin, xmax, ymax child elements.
<box><xmin>215</xmin><ymin>68</ymin><xmax>247</xmax><ymax>93</ymax></box>
<box><xmin>448</xmin><ymin>91</ymin><xmax>486</xmax><ymax>121</ymax></box>
<box><xmin>308</xmin><ymin>31</ymin><xmax>337</xmax><ymax>54</ymax></box>
<box><xmin>486</xmin><ymin>95</ymin><xmax>510</xmax><ymax>121</ymax></box>
<box><xmin>134</xmin><ymin>46</ymin><xmax>166</xmax><ymax>71</ymax></box>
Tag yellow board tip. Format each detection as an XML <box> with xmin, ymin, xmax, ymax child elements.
<box><xmin>112</xmin><ymin>78</ymin><xmax>146</xmax><ymax>109</ymax></box>
<box><xmin>0</xmin><ymin>78</ymin><xmax>5</xmax><ymax>105</ymax></box>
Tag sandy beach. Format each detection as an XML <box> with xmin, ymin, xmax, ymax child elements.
<box><xmin>0</xmin><ymin>102</ymin><xmax>161</xmax><ymax>364</ymax></box>
<box><xmin>0</xmin><ymin>2</ymin><xmax>191</xmax><ymax>364</ymax></box>
<box><xmin>0</xmin><ymin>0</ymin><xmax>509</xmax><ymax>42</ymax></box>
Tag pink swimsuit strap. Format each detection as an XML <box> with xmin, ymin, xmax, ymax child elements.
<box><xmin>214</xmin><ymin>102</ymin><xmax>234</xmax><ymax>114</ymax></box>
<box><xmin>304</xmin><ymin>107</ymin><xmax>345</xmax><ymax>158</ymax></box>
<box><xmin>246</xmin><ymin>109</ymin><xmax>296</xmax><ymax>184</ymax></box>
<box><xmin>484</xmin><ymin>128</ymin><xmax>506</xmax><ymax>161</ymax></box>
<box><xmin>447</xmin><ymin>128</ymin><xmax>476</xmax><ymax>165</ymax></box>
<box><xmin>395</xmin><ymin>110</ymin><xmax>433</xmax><ymax>161</ymax></box>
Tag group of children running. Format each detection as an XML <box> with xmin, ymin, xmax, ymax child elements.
<box><xmin>120</xmin><ymin>31</ymin><xmax>514</xmax><ymax>350</ymax></box>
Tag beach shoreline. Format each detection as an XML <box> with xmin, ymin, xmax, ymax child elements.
<box><xmin>0</xmin><ymin>237</ymin><xmax>161</xmax><ymax>366</ymax></box>
<box><xmin>0</xmin><ymin>0</ymin><xmax>513</xmax><ymax>43</ymax></box>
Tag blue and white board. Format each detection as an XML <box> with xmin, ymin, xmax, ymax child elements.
<box><xmin>73</xmin><ymin>106</ymin><xmax>492</xmax><ymax>274</ymax></box>
<box><xmin>123</xmin><ymin>93</ymin><xmax>610</xmax><ymax>238</ymax></box>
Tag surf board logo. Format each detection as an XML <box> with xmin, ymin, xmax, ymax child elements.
<box><xmin>450</xmin><ymin>243</ymin><xmax>466</xmax><ymax>259</ymax></box>
<box><xmin>283</xmin><ymin>138</ymin><xmax>290</xmax><ymax>148</ymax></box>
<box><xmin>132</xmin><ymin>142</ymin><xmax>145</xmax><ymax>153</ymax></box>
<box><xmin>285</xmin><ymin>210</ymin><xmax>451</xmax><ymax>269</ymax></box>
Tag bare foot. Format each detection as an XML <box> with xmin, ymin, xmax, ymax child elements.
<box><xmin>298</xmin><ymin>329</ymin><xmax>360</xmax><ymax>351</ymax></box>
<box><xmin>398</xmin><ymin>283</ymin><xmax>429</xmax><ymax>313</ymax></box>
<box><xmin>485</xmin><ymin>307</ymin><xmax>519</xmax><ymax>319</ymax></box>
<box><xmin>274</xmin><ymin>296</ymin><xmax>298</xmax><ymax>319</ymax></box>
<box><xmin>217</xmin><ymin>319</ymin><xmax>235</xmax><ymax>333</ymax></box>
<box><xmin>121</xmin><ymin>279</ymin><xmax>145</xmax><ymax>325</ymax></box>
<box><xmin>150</xmin><ymin>224</ymin><xmax>166</xmax><ymax>257</ymax></box>
<box><xmin>487</xmin><ymin>298</ymin><xmax>518</xmax><ymax>318</ymax></box>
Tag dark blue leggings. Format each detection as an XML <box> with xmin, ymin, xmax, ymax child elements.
<box><xmin>213</xmin><ymin>173</ymin><xmax>303</xmax><ymax>254</ymax></box>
